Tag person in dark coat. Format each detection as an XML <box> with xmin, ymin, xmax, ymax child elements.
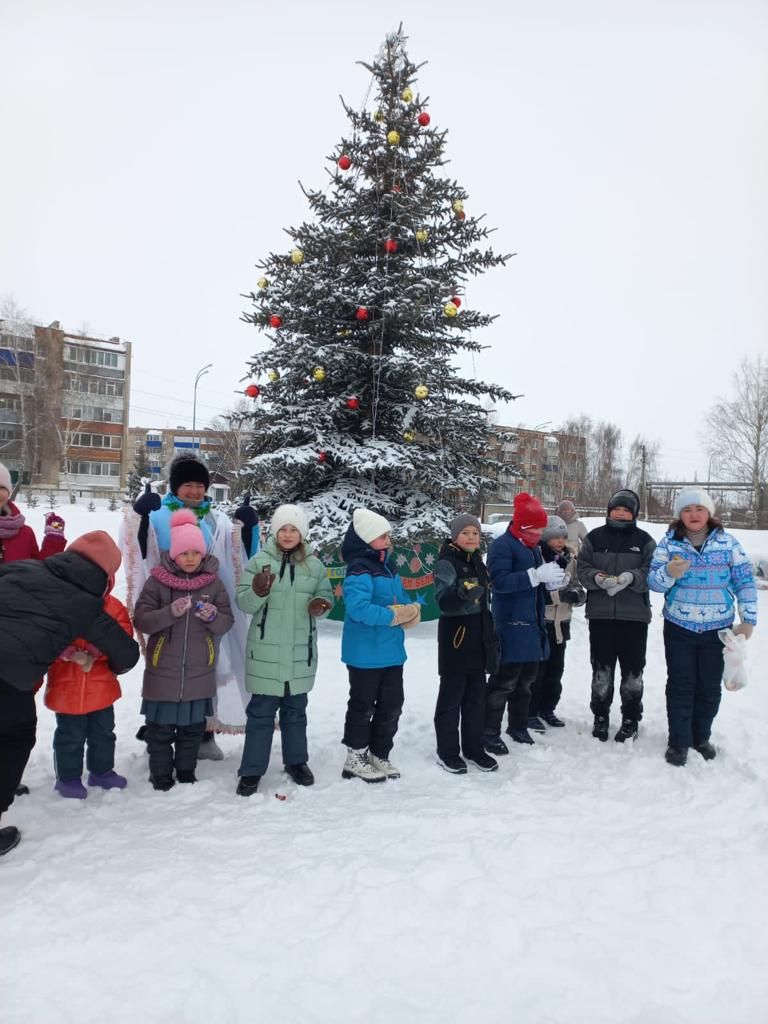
<box><xmin>433</xmin><ymin>514</ymin><xmax>499</xmax><ymax>775</ymax></box>
<box><xmin>526</xmin><ymin>516</ymin><xmax>586</xmax><ymax>731</ymax></box>
<box><xmin>484</xmin><ymin>493</ymin><xmax>565</xmax><ymax>755</ymax></box>
<box><xmin>577</xmin><ymin>489</ymin><xmax>656</xmax><ymax>743</ymax></box>
<box><xmin>0</xmin><ymin>531</ymin><xmax>140</xmax><ymax>856</ymax></box>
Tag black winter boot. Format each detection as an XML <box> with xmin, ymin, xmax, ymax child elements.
<box><xmin>236</xmin><ymin>775</ymin><xmax>261</xmax><ymax>796</ymax></box>
<box><xmin>150</xmin><ymin>775</ymin><xmax>175</xmax><ymax>791</ymax></box>
<box><xmin>507</xmin><ymin>726</ymin><xmax>535</xmax><ymax>745</ymax></box>
<box><xmin>176</xmin><ymin>769</ymin><xmax>197</xmax><ymax>783</ymax></box>
<box><xmin>483</xmin><ymin>734</ymin><xmax>509</xmax><ymax>756</ymax></box>
<box><xmin>285</xmin><ymin>763</ymin><xmax>315</xmax><ymax>786</ymax></box>
<box><xmin>694</xmin><ymin>741</ymin><xmax>717</xmax><ymax>761</ymax></box>
<box><xmin>0</xmin><ymin>826</ymin><xmax>21</xmax><ymax>856</ymax></box>
<box><xmin>614</xmin><ymin>719</ymin><xmax>639</xmax><ymax>743</ymax></box>
<box><xmin>665</xmin><ymin>746</ymin><xmax>688</xmax><ymax>767</ymax></box>
<box><xmin>542</xmin><ymin>711</ymin><xmax>565</xmax><ymax>727</ymax></box>
<box><xmin>465</xmin><ymin>751</ymin><xmax>499</xmax><ymax>772</ymax></box>
<box><xmin>592</xmin><ymin>715</ymin><xmax>609</xmax><ymax>741</ymax></box>
<box><xmin>14</xmin><ymin>783</ymin><xmax>30</xmax><ymax>797</ymax></box>
<box><xmin>436</xmin><ymin>753</ymin><xmax>468</xmax><ymax>774</ymax></box>
<box><xmin>527</xmin><ymin>716</ymin><xmax>546</xmax><ymax>733</ymax></box>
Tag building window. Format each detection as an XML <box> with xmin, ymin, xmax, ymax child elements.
<box><xmin>64</xmin><ymin>346</ymin><xmax>121</xmax><ymax>369</ymax></box>
<box><xmin>70</xmin><ymin>433</ymin><xmax>122</xmax><ymax>449</ymax></box>
<box><xmin>66</xmin><ymin>460</ymin><xmax>121</xmax><ymax>477</ymax></box>
<box><xmin>0</xmin><ymin>396</ymin><xmax>22</xmax><ymax>411</ymax></box>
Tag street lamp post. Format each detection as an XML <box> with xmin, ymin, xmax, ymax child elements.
<box><xmin>192</xmin><ymin>363</ymin><xmax>213</xmax><ymax>453</ymax></box>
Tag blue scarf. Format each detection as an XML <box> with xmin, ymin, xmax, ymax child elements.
<box><xmin>150</xmin><ymin>492</ymin><xmax>214</xmax><ymax>554</ymax></box>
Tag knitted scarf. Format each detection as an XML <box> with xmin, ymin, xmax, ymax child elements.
<box><xmin>0</xmin><ymin>506</ymin><xmax>24</xmax><ymax>539</ymax></box>
<box><xmin>150</xmin><ymin>491</ymin><xmax>213</xmax><ymax>554</ymax></box>
<box><xmin>150</xmin><ymin>565</ymin><xmax>218</xmax><ymax>592</ymax></box>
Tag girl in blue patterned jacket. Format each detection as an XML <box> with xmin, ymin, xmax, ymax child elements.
<box><xmin>340</xmin><ymin>508</ymin><xmax>420</xmax><ymax>783</ymax></box>
<box><xmin>648</xmin><ymin>488</ymin><xmax>757</xmax><ymax>767</ymax></box>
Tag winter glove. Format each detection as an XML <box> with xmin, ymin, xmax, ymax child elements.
<box><xmin>308</xmin><ymin>597</ymin><xmax>332</xmax><ymax>617</ymax></box>
<box><xmin>389</xmin><ymin>603</ymin><xmax>420</xmax><ymax>627</ymax></box>
<box><xmin>606</xmin><ymin>571</ymin><xmax>634</xmax><ymax>597</ymax></box>
<box><xmin>666</xmin><ymin>555</ymin><xmax>691</xmax><ymax>580</ymax></box>
<box><xmin>171</xmin><ymin>595</ymin><xmax>193</xmax><ymax>618</ymax></box>
<box><xmin>44</xmin><ymin>512</ymin><xmax>66</xmax><ymax>536</ymax></box>
<box><xmin>70</xmin><ymin>650</ymin><xmax>95</xmax><ymax>673</ymax></box>
<box><xmin>402</xmin><ymin>603</ymin><xmax>421</xmax><ymax>630</ymax></box>
<box><xmin>234</xmin><ymin>493</ymin><xmax>259</xmax><ymax>555</ymax></box>
<box><xmin>527</xmin><ymin>562</ymin><xmax>566</xmax><ymax>588</ymax></box>
<box><xmin>461</xmin><ymin>581</ymin><xmax>485</xmax><ymax>604</ymax></box>
<box><xmin>546</xmin><ymin>573</ymin><xmax>570</xmax><ymax>592</ymax></box>
<box><xmin>133</xmin><ymin>482</ymin><xmax>161</xmax><ymax>517</ymax></box>
<box><xmin>194</xmin><ymin>601</ymin><xmax>218</xmax><ymax>623</ymax></box>
<box><xmin>595</xmin><ymin>573</ymin><xmax>619</xmax><ymax>591</ymax></box>
<box><xmin>733</xmin><ymin>623</ymin><xmax>754</xmax><ymax>640</ymax></box>
<box><xmin>251</xmin><ymin>568</ymin><xmax>276</xmax><ymax>597</ymax></box>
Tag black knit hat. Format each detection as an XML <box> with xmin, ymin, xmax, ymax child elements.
<box><xmin>169</xmin><ymin>455</ymin><xmax>210</xmax><ymax>494</ymax></box>
<box><xmin>607</xmin><ymin>489</ymin><xmax>640</xmax><ymax>518</ymax></box>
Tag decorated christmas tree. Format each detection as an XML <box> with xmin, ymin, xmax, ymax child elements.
<box><xmin>241</xmin><ymin>26</ymin><xmax>514</xmax><ymax>544</ymax></box>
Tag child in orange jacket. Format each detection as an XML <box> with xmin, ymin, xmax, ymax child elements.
<box><xmin>45</xmin><ymin>586</ymin><xmax>134</xmax><ymax>799</ymax></box>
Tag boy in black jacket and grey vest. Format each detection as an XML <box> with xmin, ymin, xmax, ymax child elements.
<box><xmin>577</xmin><ymin>490</ymin><xmax>656</xmax><ymax>743</ymax></box>
<box><xmin>433</xmin><ymin>514</ymin><xmax>499</xmax><ymax>774</ymax></box>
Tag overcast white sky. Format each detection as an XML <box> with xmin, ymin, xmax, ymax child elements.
<box><xmin>2</xmin><ymin>0</ymin><xmax>766</xmax><ymax>481</ymax></box>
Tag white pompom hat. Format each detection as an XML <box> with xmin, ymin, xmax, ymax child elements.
<box><xmin>353</xmin><ymin>507</ymin><xmax>392</xmax><ymax>545</ymax></box>
<box><xmin>674</xmin><ymin>487</ymin><xmax>715</xmax><ymax>518</ymax></box>
<box><xmin>0</xmin><ymin>462</ymin><xmax>11</xmax><ymax>496</ymax></box>
<box><xmin>269</xmin><ymin>503</ymin><xmax>310</xmax><ymax>540</ymax></box>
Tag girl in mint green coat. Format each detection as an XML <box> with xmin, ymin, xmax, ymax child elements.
<box><xmin>235</xmin><ymin>505</ymin><xmax>333</xmax><ymax>795</ymax></box>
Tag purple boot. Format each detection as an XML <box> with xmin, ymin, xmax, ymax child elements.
<box><xmin>55</xmin><ymin>778</ymin><xmax>88</xmax><ymax>799</ymax></box>
<box><xmin>87</xmin><ymin>770</ymin><xmax>127</xmax><ymax>790</ymax></box>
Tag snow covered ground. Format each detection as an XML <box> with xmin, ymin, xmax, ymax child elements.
<box><xmin>3</xmin><ymin>507</ymin><xmax>767</xmax><ymax>1024</ymax></box>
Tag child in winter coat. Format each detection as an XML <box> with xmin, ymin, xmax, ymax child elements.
<box><xmin>433</xmin><ymin>514</ymin><xmax>499</xmax><ymax>774</ymax></box>
<box><xmin>526</xmin><ymin>516</ymin><xmax>585</xmax><ymax>732</ymax></box>
<box><xmin>577</xmin><ymin>489</ymin><xmax>656</xmax><ymax>744</ymax></box>
<box><xmin>648</xmin><ymin>487</ymin><xmax>757</xmax><ymax>766</ymax></box>
<box><xmin>235</xmin><ymin>504</ymin><xmax>333</xmax><ymax>795</ymax></box>
<box><xmin>557</xmin><ymin>499</ymin><xmax>587</xmax><ymax>555</ymax></box>
<box><xmin>133</xmin><ymin>510</ymin><xmax>234</xmax><ymax>791</ymax></box>
<box><xmin>340</xmin><ymin>508</ymin><xmax>420</xmax><ymax>783</ymax></box>
<box><xmin>484</xmin><ymin>492</ymin><xmax>565</xmax><ymax>754</ymax></box>
<box><xmin>45</xmin><ymin>582</ymin><xmax>134</xmax><ymax>799</ymax></box>
<box><xmin>0</xmin><ymin>531</ymin><xmax>139</xmax><ymax>856</ymax></box>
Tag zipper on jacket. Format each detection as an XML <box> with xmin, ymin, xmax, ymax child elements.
<box><xmin>259</xmin><ymin>603</ymin><xmax>269</xmax><ymax>640</ymax></box>
<box><xmin>307</xmin><ymin>617</ymin><xmax>314</xmax><ymax>666</ymax></box>
<box><xmin>179</xmin><ymin>596</ymin><xmax>190</xmax><ymax>702</ymax></box>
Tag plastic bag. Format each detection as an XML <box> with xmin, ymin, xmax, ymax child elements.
<box><xmin>718</xmin><ymin>629</ymin><xmax>748</xmax><ymax>691</ymax></box>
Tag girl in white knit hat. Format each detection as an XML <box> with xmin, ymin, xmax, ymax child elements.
<box><xmin>648</xmin><ymin>487</ymin><xmax>757</xmax><ymax>766</ymax></box>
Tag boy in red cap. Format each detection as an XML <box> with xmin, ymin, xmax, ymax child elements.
<box><xmin>0</xmin><ymin>531</ymin><xmax>140</xmax><ymax>855</ymax></box>
<box><xmin>483</xmin><ymin>493</ymin><xmax>565</xmax><ymax>754</ymax></box>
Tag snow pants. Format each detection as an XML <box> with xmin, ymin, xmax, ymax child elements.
<box><xmin>434</xmin><ymin>671</ymin><xmax>487</xmax><ymax>761</ymax></box>
<box><xmin>0</xmin><ymin>679</ymin><xmax>36</xmax><ymax>818</ymax></box>
<box><xmin>146</xmin><ymin>721</ymin><xmax>206</xmax><ymax>779</ymax></box>
<box><xmin>664</xmin><ymin>620</ymin><xmax>724</xmax><ymax>749</ymax></box>
<box><xmin>239</xmin><ymin>688</ymin><xmax>309</xmax><ymax>777</ymax></box>
<box><xmin>343</xmin><ymin>665</ymin><xmax>404</xmax><ymax>758</ymax></box>
<box><xmin>588</xmin><ymin>619</ymin><xmax>647</xmax><ymax>722</ymax></box>
<box><xmin>528</xmin><ymin>623</ymin><xmax>567</xmax><ymax>717</ymax></box>
<box><xmin>485</xmin><ymin>661</ymin><xmax>539</xmax><ymax>735</ymax></box>
<box><xmin>53</xmin><ymin>707</ymin><xmax>116</xmax><ymax>781</ymax></box>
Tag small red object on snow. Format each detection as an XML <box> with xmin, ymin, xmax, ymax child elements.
<box><xmin>383</xmin><ymin>238</ymin><xmax>398</xmax><ymax>253</ymax></box>
<box><xmin>245</xmin><ymin>384</ymin><xmax>260</xmax><ymax>398</ymax></box>
<box><xmin>275</xmin><ymin>793</ymin><xmax>288</xmax><ymax>801</ymax></box>
<box><xmin>269</xmin><ymin>314</ymin><xmax>282</xmax><ymax>329</ymax></box>
<box><xmin>346</xmin><ymin>396</ymin><xmax>360</xmax><ymax>410</ymax></box>
<box><xmin>355</xmin><ymin>306</ymin><xmax>370</xmax><ymax>321</ymax></box>
<box><xmin>338</xmin><ymin>154</ymin><xmax>352</xmax><ymax>170</ymax></box>
<box><xmin>418</xmin><ymin>112</ymin><xmax>431</xmax><ymax>126</ymax></box>
<box><xmin>451</xmin><ymin>296</ymin><xmax>462</xmax><ymax>308</ymax></box>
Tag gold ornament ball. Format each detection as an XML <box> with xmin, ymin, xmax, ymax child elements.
<box><xmin>387</xmin><ymin>130</ymin><xmax>401</xmax><ymax>146</ymax></box>
<box><xmin>452</xmin><ymin>199</ymin><xmax>464</xmax><ymax>214</ymax></box>
<box><xmin>414</xmin><ymin>384</ymin><xmax>429</xmax><ymax>400</ymax></box>
<box><xmin>267</xmin><ymin>369</ymin><xmax>280</xmax><ymax>382</ymax></box>
<box><xmin>444</xmin><ymin>302</ymin><xmax>459</xmax><ymax>318</ymax></box>
<box><xmin>401</xmin><ymin>87</ymin><xmax>413</xmax><ymax>103</ymax></box>
<box><xmin>256</xmin><ymin>276</ymin><xmax>268</xmax><ymax>290</ymax></box>
<box><xmin>373</xmin><ymin>109</ymin><xmax>384</xmax><ymax>123</ymax></box>
<box><xmin>403</xmin><ymin>430</ymin><xmax>415</xmax><ymax>443</ymax></box>
<box><xmin>312</xmin><ymin>367</ymin><xmax>326</xmax><ymax>382</ymax></box>
<box><xmin>415</xmin><ymin>229</ymin><xmax>428</xmax><ymax>243</ymax></box>
<box><xmin>290</xmin><ymin>249</ymin><xmax>304</xmax><ymax>265</ymax></box>
<box><xmin>338</xmin><ymin>328</ymin><xmax>351</xmax><ymax>337</ymax></box>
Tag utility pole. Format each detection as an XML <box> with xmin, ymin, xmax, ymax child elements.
<box><xmin>639</xmin><ymin>444</ymin><xmax>648</xmax><ymax>519</ymax></box>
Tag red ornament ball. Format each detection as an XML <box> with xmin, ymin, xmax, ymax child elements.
<box><xmin>451</xmin><ymin>296</ymin><xmax>462</xmax><ymax>307</ymax></box>
<box><xmin>418</xmin><ymin>112</ymin><xmax>431</xmax><ymax>126</ymax></box>
<box><xmin>317</xmin><ymin>452</ymin><xmax>327</xmax><ymax>463</ymax></box>
<box><xmin>338</xmin><ymin>154</ymin><xmax>352</xmax><ymax>170</ymax></box>
<box><xmin>455</xmin><ymin>210</ymin><xmax>466</xmax><ymax>222</ymax></box>
<box><xmin>346</xmin><ymin>396</ymin><xmax>360</xmax><ymax>410</ymax></box>
<box><xmin>355</xmin><ymin>306</ymin><xmax>370</xmax><ymax>321</ymax></box>
<box><xmin>384</xmin><ymin>238</ymin><xmax>398</xmax><ymax>253</ymax></box>
<box><xmin>269</xmin><ymin>314</ymin><xmax>283</xmax><ymax>329</ymax></box>
<box><xmin>245</xmin><ymin>384</ymin><xmax>260</xmax><ymax>399</ymax></box>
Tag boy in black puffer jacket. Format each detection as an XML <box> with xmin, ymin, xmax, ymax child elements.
<box><xmin>0</xmin><ymin>531</ymin><xmax>140</xmax><ymax>856</ymax></box>
<box><xmin>577</xmin><ymin>490</ymin><xmax>656</xmax><ymax>743</ymax></box>
<box><xmin>433</xmin><ymin>514</ymin><xmax>499</xmax><ymax>774</ymax></box>
<box><xmin>526</xmin><ymin>516</ymin><xmax>585</xmax><ymax>732</ymax></box>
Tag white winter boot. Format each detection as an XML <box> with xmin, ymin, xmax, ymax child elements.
<box><xmin>368</xmin><ymin>752</ymin><xmax>401</xmax><ymax>779</ymax></box>
<box><xmin>197</xmin><ymin>734</ymin><xmax>224</xmax><ymax>761</ymax></box>
<box><xmin>342</xmin><ymin>747</ymin><xmax>387</xmax><ymax>783</ymax></box>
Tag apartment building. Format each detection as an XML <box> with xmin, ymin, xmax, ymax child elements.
<box><xmin>0</xmin><ymin>318</ymin><xmax>131</xmax><ymax>493</ymax></box>
<box><xmin>128</xmin><ymin>427</ymin><xmax>232</xmax><ymax>501</ymax></box>
<box><xmin>486</xmin><ymin>425</ymin><xmax>587</xmax><ymax>506</ymax></box>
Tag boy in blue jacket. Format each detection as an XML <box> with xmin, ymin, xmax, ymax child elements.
<box><xmin>341</xmin><ymin>508</ymin><xmax>420</xmax><ymax>782</ymax></box>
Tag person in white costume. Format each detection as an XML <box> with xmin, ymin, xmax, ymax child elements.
<box><xmin>120</xmin><ymin>455</ymin><xmax>259</xmax><ymax>758</ymax></box>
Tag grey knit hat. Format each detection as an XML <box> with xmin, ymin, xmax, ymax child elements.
<box><xmin>541</xmin><ymin>515</ymin><xmax>568</xmax><ymax>543</ymax></box>
<box><xmin>449</xmin><ymin>513</ymin><xmax>482</xmax><ymax>541</ymax></box>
